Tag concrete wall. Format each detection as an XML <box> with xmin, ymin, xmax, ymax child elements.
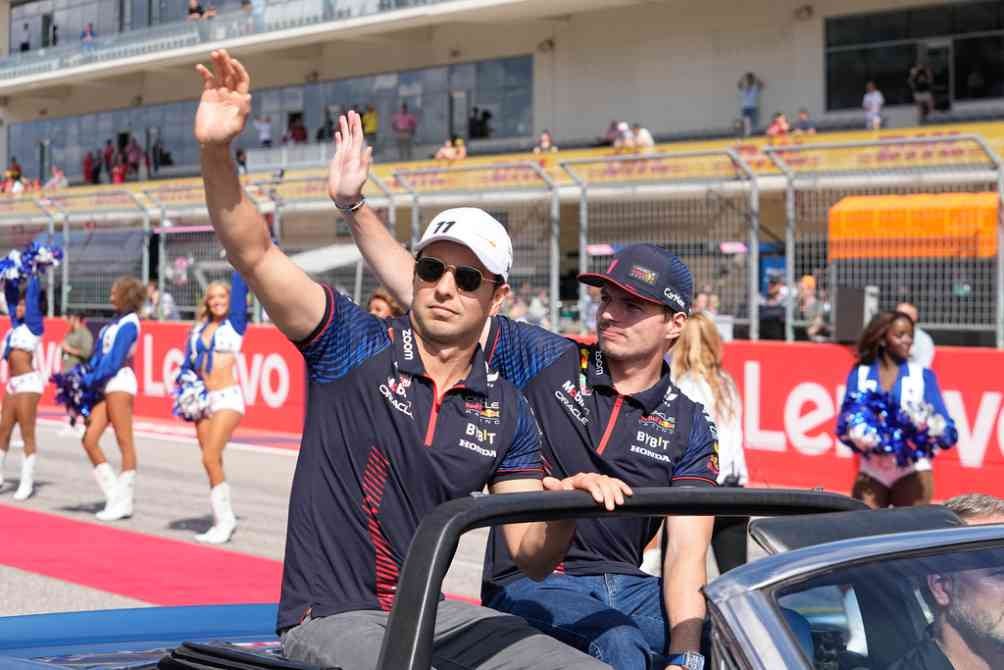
<box><xmin>3</xmin><ymin>0</ymin><xmax>992</xmax><ymax>141</ymax></box>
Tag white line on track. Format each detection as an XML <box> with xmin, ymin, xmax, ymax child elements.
<box><xmin>29</xmin><ymin>417</ymin><xmax>300</xmax><ymax>457</ymax></box>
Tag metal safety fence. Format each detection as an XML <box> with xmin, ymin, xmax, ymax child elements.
<box><xmin>765</xmin><ymin>135</ymin><xmax>1004</xmax><ymax>347</ymax></box>
<box><xmin>562</xmin><ymin>151</ymin><xmax>760</xmax><ymax>338</ymax></box>
<box><xmin>45</xmin><ymin>190</ymin><xmax>149</xmax><ymax>315</ymax></box>
<box><xmin>394</xmin><ymin>162</ymin><xmax>561</xmax><ymax>330</ymax></box>
<box><xmin>258</xmin><ymin>173</ymin><xmax>396</xmax><ymax>306</ymax></box>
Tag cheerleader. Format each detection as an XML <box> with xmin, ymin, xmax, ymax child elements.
<box><xmin>83</xmin><ymin>276</ymin><xmax>145</xmax><ymax>522</ymax></box>
<box><xmin>0</xmin><ymin>276</ymin><xmax>44</xmax><ymax>500</ymax></box>
<box><xmin>177</xmin><ymin>271</ymin><xmax>247</xmax><ymax>543</ymax></box>
<box><xmin>842</xmin><ymin>310</ymin><xmax>957</xmax><ymax>508</ymax></box>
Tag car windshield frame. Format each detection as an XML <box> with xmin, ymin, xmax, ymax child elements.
<box><xmin>705</xmin><ymin>524</ymin><xmax>1004</xmax><ymax>670</ymax></box>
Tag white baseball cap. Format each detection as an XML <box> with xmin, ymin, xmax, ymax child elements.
<box><xmin>414</xmin><ymin>208</ymin><xmax>513</xmax><ymax>281</ymax></box>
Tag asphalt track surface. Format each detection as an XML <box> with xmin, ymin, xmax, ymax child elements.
<box><xmin>0</xmin><ymin>416</ymin><xmax>489</xmax><ymax>617</ymax></box>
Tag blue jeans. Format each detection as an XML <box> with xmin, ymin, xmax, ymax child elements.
<box><xmin>485</xmin><ymin>573</ymin><xmax>668</xmax><ymax>670</ymax></box>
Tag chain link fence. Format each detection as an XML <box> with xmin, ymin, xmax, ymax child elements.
<box><xmin>46</xmin><ymin>190</ymin><xmax>149</xmax><ymax>314</ymax></box>
<box><xmin>260</xmin><ymin>174</ymin><xmax>395</xmax><ymax>306</ymax></box>
<box><xmin>394</xmin><ymin>162</ymin><xmax>560</xmax><ymax>329</ymax></box>
<box><xmin>765</xmin><ymin>135</ymin><xmax>1004</xmax><ymax>346</ymax></box>
<box><xmin>562</xmin><ymin>151</ymin><xmax>759</xmax><ymax>338</ymax></box>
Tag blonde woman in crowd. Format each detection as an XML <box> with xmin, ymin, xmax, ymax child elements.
<box><xmin>644</xmin><ymin>313</ymin><xmax>749</xmax><ymax>575</ymax></box>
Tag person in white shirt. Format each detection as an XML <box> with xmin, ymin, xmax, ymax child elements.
<box><xmin>632</xmin><ymin>123</ymin><xmax>655</xmax><ymax>151</ymax></box>
<box><xmin>896</xmin><ymin>301</ymin><xmax>935</xmax><ymax>368</ymax></box>
<box><xmin>253</xmin><ymin>115</ymin><xmax>272</xmax><ymax>147</ymax></box>
<box><xmin>863</xmin><ymin>81</ymin><xmax>885</xmax><ymax>130</ymax></box>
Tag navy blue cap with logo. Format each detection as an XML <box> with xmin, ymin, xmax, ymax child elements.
<box><xmin>578</xmin><ymin>243</ymin><xmax>693</xmax><ymax>314</ymax></box>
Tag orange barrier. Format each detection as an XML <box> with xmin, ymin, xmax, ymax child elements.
<box><xmin>828</xmin><ymin>192</ymin><xmax>999</xmax><ymax>260</ymax></box>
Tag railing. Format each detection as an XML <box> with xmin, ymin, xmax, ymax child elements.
<box><xmin>0</xmin><ymin>0</ymin><xmax>453</xmax><ymax>81</ymax></box>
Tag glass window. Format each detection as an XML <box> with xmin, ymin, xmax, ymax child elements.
<box><xmin>954</xmin><ymin>1</ymin><xmax>1002</xmax><ymax>33</ymax></box>
<box><xmin>449</xmin><ymin>62</ymin><xmax>476</xmax><ymax>91</ymax></box>
<box><xmin>908</xmin><ymin>6</ymin><xmax>954</xmax><ymax>39</ymax></box>
<box><xmin>826</xmin><ymin>44</ymin><xmax>916</xmax><ymax>111</ymax></box>
<box><xmin>503</xmin><ymin>56</ymin><xmax>532</xmax><ymax>88</ymax></box>
<box><xmin>774</xmin><ymin>543</ymin><xmax>1004</xmax><ymax>669</ymax></box>
<box><xmin>954</xmin><ymin>34</ymin><xmax>1004</xmax><ymax>99</ymax></box>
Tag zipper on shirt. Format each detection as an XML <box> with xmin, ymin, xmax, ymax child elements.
<box><xmin>596</xmin><ymin>395</ymin><xmax>624</xmax><ymax>455</ymax></box>
<box><xmin>423</xmin><ymin>380</ymin><xmax>466</xmax><ymax>447</ymax></box>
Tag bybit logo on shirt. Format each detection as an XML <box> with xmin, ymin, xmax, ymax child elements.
<box><xmin>459</xmin><ymin>423</ymin><xmax>497</xmax><ymax>457</ymax></box>
<box><xmin>465</xmin><ymin>422</ymin><xmax>496</xmax><ymax>445</ymax></box>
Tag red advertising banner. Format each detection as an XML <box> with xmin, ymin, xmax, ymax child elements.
<box><xmin>0</xmin><ymin>317</ymin><xmax>305</xmax><ymax>434</ymax></box>
<box><xmin>4</xmin><ymin>316</ymin><xmax>1001</xmax><ymax>500</ymax></box>
<box><xmin>722</xmin><ymin>341</ymin><xmax>1004</xmax><ymax>499</ymax></box>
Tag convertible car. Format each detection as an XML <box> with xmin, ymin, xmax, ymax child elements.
<box><xmin>1</xmin><ymin>488</ymin><xmax>1000</xmax><ymax>669</ymax></box>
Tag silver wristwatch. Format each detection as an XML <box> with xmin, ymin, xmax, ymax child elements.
<box><xmin>667</xmin><ymin>651</ymin><xmax>705</xmax><ymax>670</ymax></box>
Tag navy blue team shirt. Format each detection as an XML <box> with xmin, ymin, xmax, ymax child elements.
<box><xmin>277</xmin><ymin>286</ymin><xmax>543</xmax><ymax>632</ymax></box>
<box><xmin>482</xmin><ymin>316</ymin><xmax>720</xmax><ymax>593</ymax></box>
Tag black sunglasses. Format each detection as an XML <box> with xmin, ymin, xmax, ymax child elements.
<box><xmin>415</xmin><ymin>256</ymin><xmax>501</xmax><ymax>293</ymax></box>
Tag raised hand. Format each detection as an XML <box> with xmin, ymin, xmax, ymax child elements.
<box><xmin>327</xmin><ymin>111</ymin><xmax>374</xmax><ymax>207</ymax></box>
<box><xmin>194</xmin><ymin>50</ymin><xmax>252</xmax><ymax>148</ymax></box>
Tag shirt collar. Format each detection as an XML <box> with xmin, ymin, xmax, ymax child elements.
<box><xmin>584</xmin><ymin>345</ymin><xmax>674</xmax><ymax>414</ymax></box>
<box><xmin>390</xmin><ymin>316</ymin><xmax>491</xmax><ymax>397</ymax></box>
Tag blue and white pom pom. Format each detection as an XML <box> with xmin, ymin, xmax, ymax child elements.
<box><xmin>20</xmin><ymin>242</ymin><xmax>63</xmax><ymax>276</ymax></box>
<box><xmin>838</xmin><ymin>389</ymin><xmax>957</xmax><ymax>466</ymax></box>
<box><xmin>0</xmin><ymin>242</ymin><xmax>64</xmax><ymax>284</ymax></box>
<box><xmin>172</xmin><ymin>369</ymin><xmax>210</xmax><ymax>422</ymax></box>
<box><xmin>50</xmin><ymin>364</ymin><xmax>101</xmax><ymax>426</ymax></box>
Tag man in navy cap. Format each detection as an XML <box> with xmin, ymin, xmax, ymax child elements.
<box><xmin>338</xmin><ymin>121</ymin><xmax>718</xmax><ymax>669</ymax></box>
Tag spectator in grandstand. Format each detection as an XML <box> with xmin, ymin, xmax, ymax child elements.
<box><xmin>366</xmin><ymin>287</ymin><xmax>403</xmax><ymax>318</ymax></box>
<box><xmin>612</xmin><ymin>121</ymin><xmax>634</xmax><ymax>151</ymax></box>
<box><xmin>632</xmin><ymin>123</ymin><xmax>655</xmax><ymax>152</ymax></box>
<box><xmin>896</xmin><ymin>301</ymin><xmax>935</xmax><ymax>368</ymax></box>
<box><xmin>111</xmin><ymin>155</ymin><xmax>127</xmax><ymax>184</ymax></box>
<box><xmin>342</xmin><ymin>110</ymin><xmax>718</xmax><ymax>670</ymax></box>
<box><xmin>362</xmin><ymin>104</ymin><xmax>379</xmax><ymax>147</ymax></box>
<box><xmin>80</xmin><ymin>22</ymin><xmax>96</xmax><ymax>45</ymax></box>
<box><xmin>525</xmin><ymin>288</ymin><xmax>549</xmax><ymax>328</ymax></box>
<box><xmin>758</xmin><ymin>273</ymin><xmax>788</xmax><ymax>340</ymax></box>
<box><xmin>82</xmin><ymin>152</ymin><xmax>95</xmax><ymax>184</ymax></box>
<box><xmin>792</xmin><ymin>108</ymin><xmax>816</xmax><ymax>135</ymax></box>
<box><xmin>61</xmin><ymin>312</ymin><xmax>94</xmax><ymax>373</ymax></box>
<box><xmin>187</xmin><ymin>0</ymin><xmax>207</xmax><ymax>20</ymax></box>
<box><xmin>0</xmin><ymin>277</ymin><xmax>45</xmax><ymax>501</ymax></box>
<box><xmin>468</xmin><ymin>106</ymin><xmax>483</xmax><ymax>139</ymax></box>
<box><xmin>143</xmin><ymin>281</ymin><xmax>180</xmax><ymax>321</ymax></box>
<box><xmin>434</xmin><ymin>136</ymin><xmax>467</xmax><ymax>162</ymax></box>
<box><xmin>44</xmin><ymin>166</ymin><xmax>69</xmax><ymax>190</ymax></box>
<box><xmin>765</xmin><ymin>112</ymin><xmax>790</xmax><ymax>142</ymax></box>
<box><xmin>533</xmin><ymin>130</ymin><xmax>558</xmax><ymax>154</ymax></box>
<box><xmin>316</xmin><ymin>114</ymin><xmax>335</xmax><ymax>142</ymax></box>
<box><xmin>234</xmin><ymin>148</ymin><xmax>248</xmax><ymax>175</ymax></box>
<box><xmin>863</xmin><ymin>81</ymin><xmax>885</xmax><ymax>130</ymax></box>
<box><xmin>193</xmin><ymin>55</ymin><xmax>617</xmax><ymax>669</ymax></box>
<box><xmin>82</xmin><ymin>276</ymin><xmax>145</xmax><ymax>522</ymax></box>
<box><xmin>602</xmin><ymin>119</ymin><xmax>621</xmax><ymax>146</ymax></box>
<box><xmin>944</xmin><ymin>493</ymin><xmax>1004</xmax><ymax>525</ymax></box>
<box><xmin>479</xmin><ymin>109</ymin><xmax>494</xmax><ymax>138</ymax></box>
<box><xmin>102</xmin><ymin>140</ymin><xmax>115</xmax><ymax>176</ymax></box>
<box><xmin>126</xmin><ymin>136</ymin><xmax>144</xmax><ymax>178</ymax></box>
<box><xmin>581</xmin><ymin>284</ymin><xmax>601</xmax><ymax>333</ymax></box>
<box><xmin>737</xmin><ymin>72</ymin><xmax>764</xmax><ymax>136</ymax></box>
<box><xmin>177</xmin><ymin>271</ymin><xmax>248</xmax><ymax>544</ymax></box>
<box><xmin>843</xmin><ymin>310</ymin><xmax>957</xmax><ymax>509</ymax></box>
<box><xmin>671</xmin><ymin>312</ymin><xmax>748</xmax><ymax>572</ymax></box>
<box><xmin>692</xmin><ymin>291</ymin><xmax>716</xmax><ymax>316</ymax></box>
<box><xmin>799</xmin><ymin>275</ymin><xmax>830</xmax><ymax>342</ymax></box>
<box><xmin>391</xmin><ymin>102</ymin><xmax>417</xmax><ymax>161</ymax></box>
<box><xmin>284</xmin><ymin>117</ymin><xmax>308</xmax><ymax>144</ymax></box>
<box><xmin>6</xmin><ymin>157</ymin><xmax>22</xmax><ymax>182</ymax></box>
<box><xmin>253</xmin><ymin>115</ymin><xmax>272</xmax><ymax>148</ymax></box>
<box><xmin>908</xmin><ymin>62</ymin><xmax>935</xmax><ymax>123</ymax></box>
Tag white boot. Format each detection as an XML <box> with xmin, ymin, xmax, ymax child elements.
<box><xmin>13</xmin><ymin>454</ymin><xmax>35</xmax><ymax>501</ymax></box>
<box><xmin>0</xmin><ymin>449</ymin><xmax>7</xmax><ymax>490</ymax></box>
<box><xmin>195</xmin><ymin>482</ymin><xmax>237</xmax><ymax>544</ymax></box>
<box><xmin>93</xmin><ymin>463</ymin><xmax>117</xmax><ymax>502</ymax></box>
<box><xmin>96</xmin><ymin>470</ymin><xmax>135</xmax><ymax>521</ymax></box>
